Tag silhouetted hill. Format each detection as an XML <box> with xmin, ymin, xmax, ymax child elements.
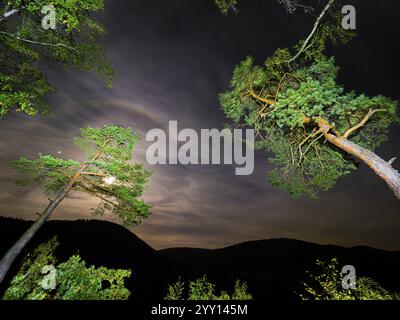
<box><xmin>1</xmin><ymin>217</ymin><xmax>400</xmax><ymax>300</ymax></box>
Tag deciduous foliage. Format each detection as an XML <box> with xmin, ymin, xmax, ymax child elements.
<box><xmin>298</xmin><ymin>258</ymin><xmax>397</xmax><ymax>300</ymax></box>
<box><xmin>0</xmin><ymin>126</ymin><xmax>152</xmax><ymax>284</ymax></box>
<box><xmin>0</xmin><ymin>0</ymin><xmax>112</xmax><ymax>117</ymax></box>
<box><xmin>165</xmin><ymin>276</ymin><xmax>252</xmax><ymax>300</ymax></box>
<box><xmin>3</xmin><ymin>238</ymin><xmax>132</xmax><ymax>300</ymax></box>
<box><xmin>219</xmin><ymin>0</ymin><xmax>400</xmax><ymax>198</ymax></box>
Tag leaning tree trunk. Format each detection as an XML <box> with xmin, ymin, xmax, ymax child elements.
<box><xmin>323</xmin><ymin>132</ymin><xmax>400</xmax><ymax>199</ymax></box>
<box><xmin>0</xmin><ymin>186</ymin><xmax>71</xmax><ymax>284</ymax></box>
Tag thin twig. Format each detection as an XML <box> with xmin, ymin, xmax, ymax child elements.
<box><xmin>287</xmin><ymin>0</ymin><xmax>336</xmax><ymax>64</ymax></box>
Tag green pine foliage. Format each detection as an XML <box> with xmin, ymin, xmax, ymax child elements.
<box><xmin>2</xmin><ymin>238</ymin><xmax>131</xmax><ymax>300</ymax></box>
<box><xmin>0</xmin><ymin>0</ymin><xmax>112</xmax><ymax>117</ymax></box>
<box><xmin>11</xmin><ymin>126</ymin><xmax>152</xmax><ymax>226</ymax></box>
<box><xmin>298</xmin><ymin>258</ymin><xmax>398</xmax><ymax>300</ymax></box>
<box><xmin>219</xmin><ymin>8</ymin><xmax>398</xmax><ymax>198</ymax></box>
<box><xmin>165</xmin><ymin>276</ymin><xmax>252</xmax><ymax>300</ymax></box>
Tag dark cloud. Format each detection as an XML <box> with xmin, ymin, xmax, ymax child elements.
<box><xmin>0</xmin><ymin>0</ymin><xmax>399</xmax><ymax>250</ymax></box>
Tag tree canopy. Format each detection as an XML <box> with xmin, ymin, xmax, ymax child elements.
<box><xmin>165</xmin><ymin>276</ymin><xmax>252</xmax><ymax>300</ymax></box>
<box><xmin>219</xmin><ymin>1</ymin><xmax>399</xmax><ymax>198</ymax></box>
<box><xmin>0</xmin><ymin>0</ymin><xmax>112</xmax><ymax>117</ymax></box>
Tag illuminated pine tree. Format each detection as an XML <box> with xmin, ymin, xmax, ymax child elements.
<box><xmin>219</xmin><ymin>0</ymin><xmax>400</xmax><ymax>198</ymax></box>
<box><xmin>0</xmin><ymin>126</ymin><xmax>152</xmax><ymax>283</ymax></box>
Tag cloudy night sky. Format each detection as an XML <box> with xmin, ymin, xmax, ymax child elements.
<box><xmin>0</xmin><ymin>0</ymin><xmax>399</xmax><ymax>250</ymax></box>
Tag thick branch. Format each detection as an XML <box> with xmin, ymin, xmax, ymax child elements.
<box><xmin>343</xmin><ymin>109</ymin><xmax>387</xmax><ymax>138</ymax></box>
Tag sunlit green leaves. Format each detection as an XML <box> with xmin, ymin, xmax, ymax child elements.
<box><xmin>0</xmin><ymin>63</ymin><xmax>53</xmax><ymax>117</ymax></box>
<box><xmin>55</xmin><ymin>255</ymin><xmax>131</xmax><ymax>300</ymax></box>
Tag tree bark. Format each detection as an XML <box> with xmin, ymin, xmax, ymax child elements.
<box><xmin>317</xmin><ymin>119</ymin><xmax>400</xmax><ymax>199</ymax></box>
<box><xmin>0</xmin><ymin>185</ymin><xmax>71</xmax><ymax>285</ymax></box>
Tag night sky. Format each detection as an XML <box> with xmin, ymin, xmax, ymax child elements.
<box><xmin>0</xmin><ymin>0</ymin><xmax>399</xmax><ymax>250</ymax></box>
